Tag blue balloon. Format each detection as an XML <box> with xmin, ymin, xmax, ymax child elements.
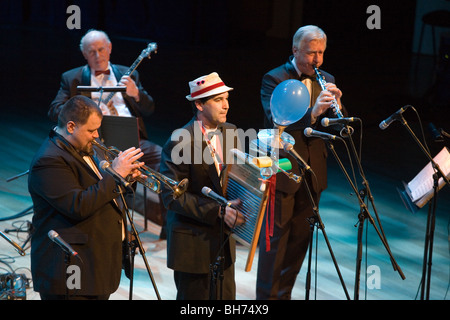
<box><xmin>270</xmin><ymin>79</ymin><xmax>310</xmax><ymax>126</ymax></box>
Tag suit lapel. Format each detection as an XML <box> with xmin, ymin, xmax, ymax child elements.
<box><xmin>50</xmin><ymin>129</ymin><xmax>101</xmax><ymax>181</ymax></box>
<box><xmin>111</xmin><ymin>64</ymin><xmax>123</xmax><ymax>82</ymax></box>
<box><xmin>81</xmin><ymin>66</ymin><xmax>91</xmax><ymax>84</ymax></box>
<box><xmin>80</xmin><ymin>66</ymin><xmax>92</xmax><ymax>98</ymax></box>
<box><xmin>188</xmin><ymin>119</ymin><xmax>224</xmax><ymax>195</ymax></box>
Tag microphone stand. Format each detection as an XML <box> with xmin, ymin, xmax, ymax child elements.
<box><xmin>396</xmin><ymin>115</ymin><xmax>449</xmax><ymax>300</ymax></box>
<box><xmin>341</xmin><ymin>124</ymin><xmax>406</xmax><ymax>300</ymax></box>
<box><xmin>209</xmin><ymin>204</ymin><xmax>226</xmax><ymax>300</ymax></box>
<box><xmin>64</xmin><ymin>251</ymin><xmax>72</xmax><ymax>300</ymax></box>
<box><xmin>285</xmin><ymin>151</ymin><xmax>350</xmax><ymax>300</ymax></box>
<box><xmin>117</xmin><ymin>185</ymin><xmax>161</xmax><ymax>300</ymax></box>
<box><xmin>126</xmin><ymin>233</ymin><xmax>138</xmax><ymax>300</ymax></box>
<box><xmin>325</xmin><ymin>139</ymin><xmax>406</xmax><ymax>297</ymax></box>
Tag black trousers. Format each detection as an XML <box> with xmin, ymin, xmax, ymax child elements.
<box><xmin>174</xmin><ymin>265</ymin><xmax>236</xmax><ymax>300</ymax></box>
<box><xmin>256</xmin><ymin>179</ymin><xmax>321</xmax><ymax>300</ymax></box>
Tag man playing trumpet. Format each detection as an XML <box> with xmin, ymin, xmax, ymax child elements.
<box><xmin>29</xmin><ymin>95</ymin><xmax>144</xmax><ymax>300</ymax></box>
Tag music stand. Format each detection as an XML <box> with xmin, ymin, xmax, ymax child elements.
<box><xmin>394</xmin><ymin>111</ymin><xmax>449</xmax><ymax>300</ymax></box>
<box><xmin>77</xmin><ymin>85</ymin><xmax>126</xmax><ymax>110</ymax></box>
<box><xmin>77</xmin><ymin>85</ymin><xmax>140</xmax><ymax>148</ymax></box>
<box><xmin>77</xmin><ymin>86</ymin><xmax>127</xmax><ymax>93</ymax></box>
<box><xmin>99</xmin><ymin>115</ymin><xmax>140</xmax><ymax>150</ymax></box>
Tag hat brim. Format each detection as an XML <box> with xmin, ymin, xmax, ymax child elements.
<box><xmin>186</xmin><ymin>86</ymin><xmax>233</xmax><ymax>101</ymax></box>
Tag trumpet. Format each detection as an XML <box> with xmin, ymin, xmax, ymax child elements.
<box><xmin>91</xmin><ymin>139</ymin><xmax>188</xmax><ymax>199</ymax></box>
<box><xmin>313</xmin><ymin>65</ymin><xmax>344</xmax><ymax>118</ymax></box>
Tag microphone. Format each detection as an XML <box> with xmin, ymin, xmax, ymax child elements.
<box><xmin>321</xmin><ymin>117</ymin><xmax>359</xmax><ymax>127</ymax></box>
<box><xmin>379</xmin><ymin>106</ymin><xmax>410</xmax><ymax>130</ymax></box>
<box><xmin>48</xmin><ymin>230</ymin><xmax>78</xmax><ymax>257</ymax></box>
<box><xmin>282</xmin><ymin>142</ymin><xmax>312</xmax><ymax>172</ymax></box>
<box><xmin>100</xmin><ymin>160</ymin><xmax>130</xmax><ymax>187</ymax></box>
<box><xmin>304</xmin><ymin>127</ymin><xmax>339</xmax><ymax>140</ymax></box>
<box><xmin>202</xmin><ymin>186</ymin><xmax>236</xmax><ymax>209</ymax></box>
<box><xmin>0</xmin><ymin>230</ymin><xmax>26</xmax><ymax>256</ymax></box>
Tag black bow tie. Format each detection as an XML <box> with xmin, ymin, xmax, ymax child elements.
<box><xmin>79</xmin><ymin>150</ymin><xmax>94</xmax><ymax>157</ymax></box>
<box><xmin>300</xmin><ymin>73</ymin><xmax>315</xmax><ymax>81</ymax></box>
<box><xmin>207</xmin><ymin>129</ymin><xmax>222</xmax><ymax>139</ymax></box>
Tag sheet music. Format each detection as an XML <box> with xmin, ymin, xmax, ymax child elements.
<box><xmin>407</xmin><ymin>147</ymin><xmax>450</xmax><ymax>206</ymax></box>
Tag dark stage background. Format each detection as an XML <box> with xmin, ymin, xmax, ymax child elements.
<box><xmin>1</xmin><ymin>0</ymin><xmax>448</xmax><ymax>196</ymax></box>
<box><xmin>0</xmin><ymin>0</ymin><xmax>449</xmax><ymax>301</ymax></box>
<box><xmin>1</xmin><ymin>1</ymin><xmax>449</xmax><ymax>160</ymax></box>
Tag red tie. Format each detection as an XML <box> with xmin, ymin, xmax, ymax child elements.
<box><xmin>95</xmin><ymin>70</ymin><xmax>111</xmax><ymax>76</ymax></box>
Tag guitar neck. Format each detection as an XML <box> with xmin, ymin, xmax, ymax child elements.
<box><xmin>102</xmin><ymin>55</ymin><xmax>145</xmax><ymax>104</ymax></box>
<box><xmin>125</xmin><ymin>54</ymin><xmax>145</xmax><ymax>76</ymax></box>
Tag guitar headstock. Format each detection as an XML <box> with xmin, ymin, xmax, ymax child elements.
<box><xmin>141</xmin><ymin>42</ymin><xmax>158</xmax><ymax>59</ymax></box>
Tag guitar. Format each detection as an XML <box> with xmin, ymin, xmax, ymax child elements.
<box><xmin>100</xmin><ymin>42</ymin><xmax>157</xmax><ymax>105</ymax></box>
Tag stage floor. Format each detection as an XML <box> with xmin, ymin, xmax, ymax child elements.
<box><xmin>1</xmin><ymin>111</ymin><xmax>448</xmax><ymax>301</ymax></box>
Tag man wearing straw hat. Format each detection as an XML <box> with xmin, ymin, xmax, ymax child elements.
<box><xmin>160</xmin><ymin>72</ymin><xmax>244</xmax><ymax>300</ymax></box>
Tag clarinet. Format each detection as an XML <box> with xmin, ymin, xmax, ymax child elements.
<box><xmin>313</xmin><ymin>65</ymin><xmax>344</xmax><ymax>118</ymax></box>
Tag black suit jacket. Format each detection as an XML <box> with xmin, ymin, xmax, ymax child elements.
<box><xmin>159</xmin><ymin>117</ymin><xmax>240</xmax><ymax>274</ymax></box>
<box><xmin>28</xmin><ymin>129</ymin><xmax>126</xmax><ymax>296</ymax></box>
<box><xmin>261</xmin><ymin>57</ymin><xmax>346</xmax><ymax>195</ymax></box>
<box><xmin>49</xmin><ymin>64</ymin><xmax>154</xmax><ymax>140</ymax></box>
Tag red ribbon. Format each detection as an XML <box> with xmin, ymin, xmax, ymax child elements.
<box><xmin>265</xmin><ymin>174</ymin><xmax>276</xmax><ymax>252</ymax></box>
<box><xmin>191</xmin><ymin>82</ymin><xmax>225</xmax><ymax>98</ymax></box>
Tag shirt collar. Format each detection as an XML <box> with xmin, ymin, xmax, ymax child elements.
<box><xmin>291</xmin><ymin>57</ymin><xmax>302</xmax><ymax>78</ymax></box>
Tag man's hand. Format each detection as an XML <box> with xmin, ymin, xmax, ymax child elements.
<box><xmin>311</xmin><ymin>83</ymin><xmax>343</xmax><ymax>119</ymax></box>
<box><xmin>119</xmin><ymin>75</ymin><xmax>140</xmax><ymax>101</ymax></box>
<box><xmin>223</xmin><ymin>199</ymin><xmax>245</xmax><ymax>228</ymax></box>
<box><xmin>111</xmin><ymin>147</ymin><xmax>144</xmax><ymax>178</ymax></box>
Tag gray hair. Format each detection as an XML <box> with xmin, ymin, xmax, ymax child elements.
<box><xmin>292</xmin><ymin>25</ymin><xmax>327</xmax><ymax>49</ymax></box>
<box><xmin>79</xmin><ymin>29</ymin><xmax>111</xmax><ymax>52</ymax></box>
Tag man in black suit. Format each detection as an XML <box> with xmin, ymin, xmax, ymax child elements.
<box><xmin>49</xmin><ymin>29</ymin><xmax>164</xmax><ymax>235</ymax></box>
<box><xmin>159</xmin><ymin>72</ymin><xmax>244</xmax><ymax>300</ymax></box>
<box><xmin>49</xmin><ymin>29</ymin><xmax>160</xmax><ymax>169</ymax></box>
<box><xmin>257</xmin><ymin>25</ymin><xmax>347</xmax><ymax>299</ymax></box>
<box><xmin>29</xmin><ymin>95</ymin><xmax>145</xmax><ymax>300</ymax></box>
